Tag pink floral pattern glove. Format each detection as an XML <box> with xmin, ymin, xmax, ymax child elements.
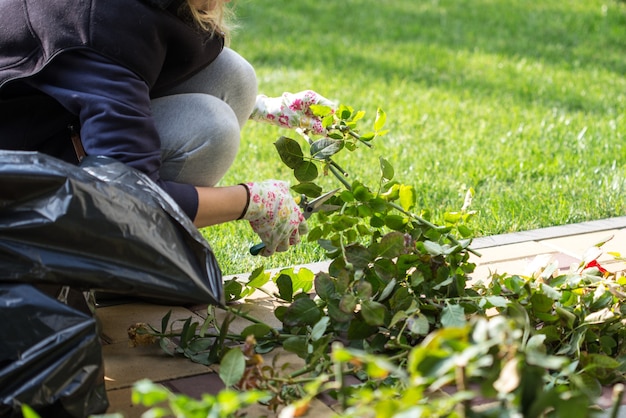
<box><xmin>249</xmin><ymin>90</ymin><xmax>336</xmax><ymax>135</ymax></box>
<box><xmin>242</xmin><ymin>180</ymin><xmax>308</xmax><ymax>256</ymax></box>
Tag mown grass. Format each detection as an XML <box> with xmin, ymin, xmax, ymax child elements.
<box><xmin>203</xmin><ymin>0</ymin><xmax>626</xmax><ymax>275</ymax></box>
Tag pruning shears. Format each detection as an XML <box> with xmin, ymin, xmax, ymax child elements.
<box><xmin>250</xmin><ymin>188</ymin><xmax>341</xmax><ymax>256</ymax></box>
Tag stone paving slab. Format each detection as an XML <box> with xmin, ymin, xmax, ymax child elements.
<box><xmin>98</xmin><ymin>302</ymin><xmax>205</xmax><ymax>344</ymax></box>
<box><xmin>105</xmin><ymin>388</ymin><xmax>150</xmax><ymax>418</ymax></box>
<box><xmin>469</xmin><ymin>241</ymin><xmax>558</xmax><ymax>265</ymax></box>
<box><xmin>471</xmin><ymin>216</ymin><xmax>626</xmax><ymax>249</ymax></box>
<box><xmin>541</xmin><ymin>229</ymin><xmax>626</xmax><ymax>261</ymax></box>
<box><xmin>102</xmin><ymin>342</ymin><xmax>212</xmax><ymax>391</ymax></box>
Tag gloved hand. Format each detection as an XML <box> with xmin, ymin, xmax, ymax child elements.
<box><xmin>249</xmin><ymin>90</ymin><xmax>336</xmax><ymax>135</ymax></box>
<box><xmin>241</xmin><ymin>180</ymin><xmax>308</xmax><ymax>256</ymax></box>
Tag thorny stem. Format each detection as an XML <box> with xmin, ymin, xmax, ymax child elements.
<box><xmin>329</xmin><ymin>159</ymin><xmax>349</xmax><ymax>177</ymax></box>
<box><xmin>329</xmin><ymin>163</ymin><xmax>352</xmax><ymax>190</ymax></box>
<box><xmin>143</xmin><ymin>329</ymin><xmax>248</xmax><ymax>342</ymax></box>
<box><xmin>346</xmin><ymin>129</ymin><xmax>373</xmax><ymax>148</ymax></box>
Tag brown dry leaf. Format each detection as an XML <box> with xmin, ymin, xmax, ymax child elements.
<box><xmin>127</xmin><ymin>322</ymin><xmax>157</xmax><ymax>348</ymax></box>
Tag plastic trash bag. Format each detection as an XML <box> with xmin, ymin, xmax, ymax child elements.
<box><xmin>0</xmin><ymin>150</ymin><xmax>223</xmax><ymax>306</ymax></box>
<box><xmin>0</xmin><ymin>284</ymin><xmax>108</xmax><ymax>417</ymax></box>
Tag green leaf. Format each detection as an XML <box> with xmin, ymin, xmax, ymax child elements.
<box><xmin>274</xmin><ymin>306</ymin><xmax>287</xmax><ymax>322</ymax></box>
<box><xmin>540</xmin><ymin>283</ymin><xmax>561</xmax><ymax>300</ymax></box>
<box><xmin>585</xmin><ymin>353</ymin><xmax>621</xmax><ymax>369</ymax></box>
<box><xmin>161</xmin><ymin>309</ymin><xmax>172</xmax><ymax>334</ymax></box>
<box><xmin>241</xmin><ymin>323</ymin><xmax>273</xmax><ymax>339</ymax></box>
<box><xmin>399</xmin><ymin>184</ymin><xmax>416</xmax><ymax>212</ymax></box>
<box><xmin>314</xmin><ymin>272</ymin><xmax>335</xmax><ymax>301</ymax></box>
<box><xmin>283</xmin><ymin>336</ymin><xmax>309</xmax><ymax>358</ymax></box>
<box><xmin>408</xmin><ymin>313</ymin><xmax>430</xmax><ymax>336</ymax></box>
<box><xmin>276</xmin><ymin>273</ymin><xmax>294</xmax><ymax>302</ymax></box>
<box><xmin>132</xmin><ymin>379</ymin><xmax>171</xmax><ymax>406</ymax></box>
<box><xmin>179</xmin><ymin>317</ymin><xmax>197</xmax><ymax>348</ymax></box>
<box><xmin>186</xmin><ymin>337</ymin><xmax>214</xmax><ymax>353</ymax></box>
<box><xmin>384</xmin><ymin>215</ymin><xmax>408</xmax><ymax>231</ymax></box>
<box><xmin>368</xmin><ymin>197</ymin><xmax>388</xmax><ymax>212</ymax></box>
<box><xmin>379</xmin><ymin>157</ymin><xmax>394</xmax><ymax>180</ymax></box>
<box><xmin>555</xmin><ymin>306</ymin><xmax>577</xmax><ymax>329</ymax></box>
<box><xmin>338</xmin><ymin>105</ymin><xmax>353</xmax><ymax>119</ymax></box>
<box><xmin>289</xmin><ymin>267</ymin><xmax>315</xmax><ymax>293</ymax></box>
<box><xmin>291</xmin><ymin>182</ymin><xmax>322</xmax><ymax>197</ymax></box>
<box><xmin>373</xmin><ymin>258</ymin><xmax>397</xmax><ymax>282</ymax></box>
<box><xmin>537</xmin><ymin>325</ymin><xmax>561</xmax><ymax>342</ymax></box>
<box><xmin>526</xmin><ymin>352</ymin><xmax>568</xmax><ymax>369</ymax></box>
<box><xmin>347</xmin><ymin>318</ymin><xmax>378</xmax><ymax>340</ymax></box>
<box><xmin>530</xmin><ymin>292</ymin><xmax>554</xmax><ymax>313</ymax></box>
<box><xmin>371</xmin><ymin>232</ymin><xmax>406</xmax><ymax>258</ymax></box>
<box><xmin>332</xmin><ymin>214</ymin><xmax>358</xmax><ymax>231</ymax></box>
<box><xmin>283</xmin><ymin>297</ymin><xmax>322</xmax><ymax>327</ymax></box>
<box><xmin>247</xmin><ymin>266</ymin><xmax>270</xmax><ymax>288</ymax></box>
<box><xmin>389</xmin><ymin>286</ymin><xmax>413</xmax><ymax>311</ymax></box>
<box><xmin>274</xmin><ymin>136</ymin><xmax>304</xmax><ymax>169</ymax></box>
<box><xmin>378</xmin><ymin>278</ymin><xmax>397</xmax><ymax>302</ymax></box>
<box><xmin>353</xmin><ymin>184</ymin><xmax>373</xmax><ymax>202</ymax></box>
<box><xmin>355</xmin><ymin>281</ymin><xmax>373</xmax><ymax>299</ymax></box>
<box><xmin>219</xmin><ymin>348</ymin><xmax>245</xmax><ymax>387</ymax></box>
<box><xmin>360</xmin><ymin>132</ymin><xmax>375</xmax><ymax>141</ymax></box>
<box><xmin>294</xmin><ymin>161</ymin><xmax>319</xmax><ymax>182</ymax></box>
<box><xmin>389</xmin><ymin>311</ymin><xmax>408</xmax><ymax>328</ymax></box>
<box><xmin>310</xmin><ymin>103</ymin><xmax>333</xmax><ymax>117</ymax></box>
<box><xmin>307</xmin><ymin>225</ymin><xmax>323</xmax><ymax>242</ymax></box>
<box><xmin>311</xmin><ymin>317</ymin><xmax>330</xmax><ymax>341</ymax></box>
<box><xmin>310</xmin><ymin>138</ymin><xmax>343</xmax><ymax>159</ymax></box>
<box><xmin>21</xmin><ymin>405</ymin><xmax>40</xmax><ymax>418</ymax></box>
<box><xmin>485</xmin><ymin>296</ymin><xmax>509</xmax><ymax>308</ymax></box>
<box><xmin>361</xmin><ymin>300</ymin><xmax>386</xmax><ymax>326</ymax></box>
<box><xmin>345</xmin><ymin>244</ymin><xmax>372</xmax><ymax>269</ymax></box>
<box><xmin>441</xmin><ymin>303</ymin><xmax>466</xmax><ymax>328</ymax></box>
<box><xmin>223</xmin><ymin>279</ymin><xmax>243</xmax><ymax>302</ymax></box>
<box><xmin>422</xmin><ymin>240</ymin><xmax>444</xmax><ymax>256</ymax></box>
<box><xmin>327</xmin><ymin>299</ymin><xmax>353</xmax><ymax>323</ymax></box>
<box><xmin>370</xmin><ymin>215</ymin><xmax>385</xmax><ymax>228</ymax></box>
<box><xmin>584</xmin><ymin>307</ymin><xmax>615</xmax><ymax>324</ymax></box>
<box><xmin>339</xmin><ymin>293</ymin><xmax>358</xmax><ymax>313</ymax></box>
<box><xmin>374</xmin><ymin>108</ymin><xmax>387</xmax><ymax>131</ymax></box>
<box><xmin>600</xmin><ymin>335</ymin><xmax>617</xmax><ymax>352</ymax></box>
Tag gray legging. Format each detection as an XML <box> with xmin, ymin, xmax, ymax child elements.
<box><xmin>151</xmin><ymin>47</ymin><xmax>258</xmax><ymax>187</ymax></box>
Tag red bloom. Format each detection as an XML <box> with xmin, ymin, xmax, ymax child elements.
<box><xmin>585</xmin><ymin>259</ymin><xmax>608</xmax><ymax>274</ymax></box>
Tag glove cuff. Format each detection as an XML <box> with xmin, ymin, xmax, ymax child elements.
<box><xmin>237</xmin><ymin>183</ymin><xmax>251</xmax><ymax>220</ymax></box>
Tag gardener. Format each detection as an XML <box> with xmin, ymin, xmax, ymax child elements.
<box><xmin>0</xmin><ymin>0</ymin><xmax>329</xmax><ymax>256</ymax></box>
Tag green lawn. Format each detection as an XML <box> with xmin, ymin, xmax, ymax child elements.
<box><xmin>204</xmin><ymin>0</ymin><xmax>626</xmax><ymax>275</ymax></box>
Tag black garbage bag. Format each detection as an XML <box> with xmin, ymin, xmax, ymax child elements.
<box><xmin>0</xmin><ymin>150</ymin><xmax>223</xmax><ymax>306</ymax></box>
<box><xmin>0</xmin><ymin>284</ymin><xmax>108</xmax><ymax>417</ymax></box>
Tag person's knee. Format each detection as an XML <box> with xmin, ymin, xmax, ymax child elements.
<box><xmin>192</xmin><ymin>94</ymin><xmax>240</xmax><ymax>152</ymax></box>
<box><xmin>222</xmin><ymin>48</ymin><xmax>258</xmax><ymax>94</ymax></box>
<box><xmin>162</xmin><ymin>94</ymin><xmax>240</xmax><ymax>186</ymax></box>
<box><xmin>219</xmin><ymin>49</ymin><xmax>258</xmax><ymax>125</ymax></box>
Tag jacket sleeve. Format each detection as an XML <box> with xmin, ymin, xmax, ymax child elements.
<box><xmin>25</xmin><ymin>49</ymin><xmax>199</xmax><ymax>219</ymax></box>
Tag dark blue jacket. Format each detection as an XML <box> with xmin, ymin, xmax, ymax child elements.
<box><xmin>0</xmin><ymin>0</ymin><xmax>225</xmax><ymax>218</ymax></box>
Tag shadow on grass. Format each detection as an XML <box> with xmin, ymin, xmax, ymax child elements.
<box><xmin>238</xmin><ymin>0</ymin><xmax>626</xmax><ymax>114</ymax></box>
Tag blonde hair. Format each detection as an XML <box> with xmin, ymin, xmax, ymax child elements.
<box><xmin>185</xmin><ymin>0</ymin><xmax>235</xmax><ymax>43</ymax></box>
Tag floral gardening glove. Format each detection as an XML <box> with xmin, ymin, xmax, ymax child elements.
<box><xmin>242</xmin><ymin>180</ymin><xmax>308</xmax><ymax>256</ymax></box>
<box><xmin>249</xmin><ymin>90</ymin><xmax>336</xmax><ymax>135</ymax></box>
